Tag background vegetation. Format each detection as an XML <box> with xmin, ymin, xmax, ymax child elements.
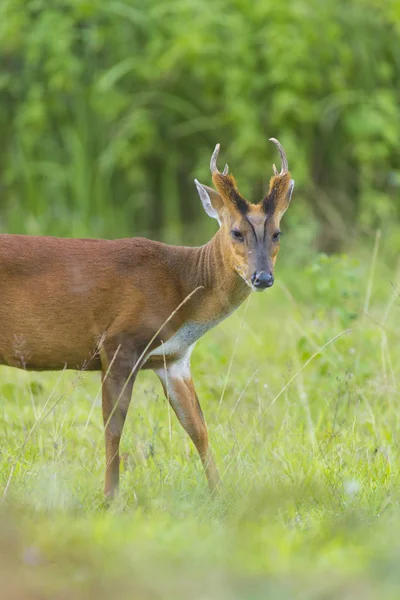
<box><xmin>1</xmin><ymin>0</ymin><xmax>400</xmax><ymax>248</ymax></box>
<box><xmin>1</xmin><ymin>0</ymin><xmax>400</xmax><ymax>598</ymax></box>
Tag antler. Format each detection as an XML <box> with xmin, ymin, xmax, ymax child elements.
<box><xmin>262</xmin><ymin>137</ymin><xmax>293</xmax><ymax>216</ymax></box>
<box><xmin>269</xmin><ymin>138</ymin><xmax>288</xmax><ymax>176</ymax></box>
<box><xmin>210</xmin><ymin>144</ymin><xmax>229</xmax><ymax>176</ymax></box>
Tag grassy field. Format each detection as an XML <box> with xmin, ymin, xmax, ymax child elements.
<box><xmin>1</xmin><ymin>233</ymin><xmax>400</xmax><ymax>599</ymax></box>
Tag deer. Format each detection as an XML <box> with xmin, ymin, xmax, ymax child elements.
<box><xmin>0</xmin><ymin>138</ymin><xmax>294</xmax><ymax>500</ymax></box>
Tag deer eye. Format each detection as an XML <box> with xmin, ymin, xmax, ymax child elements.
<box><xmin>231</xmin><ymin>229</ymin><xmax>244</xmax><ymax>242</ymax></box>
<box><xmin>272</xmin><ymin>231</ymin><xmax>282</xmax><ymax>242</ymax></box>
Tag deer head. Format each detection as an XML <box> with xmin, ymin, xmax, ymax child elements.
<box><xmin>195</xmin><ymin>138</ymin><xmax>294</xmax><ymax>291</ymax></box>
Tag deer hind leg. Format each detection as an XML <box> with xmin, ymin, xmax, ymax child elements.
<box><xmin>154</xmin><ymin>351</ymin><xmax>220</xmax><ymax>491</ymax></box>
<box><xmin>101</xmin><ymin>338</ymin><xmax>142</xmax><ymax>500</ymax></box>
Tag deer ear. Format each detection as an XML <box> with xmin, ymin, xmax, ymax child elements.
<box><xmin>277</xmin><ymin>179</ymin><xmax>295</xmax><ymax>219</ymax></box>
<box><xmin>194</xmin><ymin>179</ymin><xmax>224</xmax><ymax>225</ymax></box>
<box><xmin>287</xmin><ymin>179</ymin><xmax>295</xmax><ymax>202</ymax></box>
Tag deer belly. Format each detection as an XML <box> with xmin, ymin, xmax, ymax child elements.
<box><xmin>148</xmin><ymin>320</ymin><xmax>218</xmax><ymax>360</ymax></box>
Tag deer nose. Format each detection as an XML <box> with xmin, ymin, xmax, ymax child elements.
<box><xmin>251</xmin><ymin>271</ymin><xmax>274</xmax><ymax>290</ymax></box>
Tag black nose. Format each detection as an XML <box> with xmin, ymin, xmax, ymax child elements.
<box><xmin>251</xmin><ymin>271</ymin><xmax>274</xmax><ymax>289</ymax></box>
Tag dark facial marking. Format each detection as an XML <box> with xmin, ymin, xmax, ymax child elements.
<box><xmin>263</xmin><ymin>188</ymin><xmax>277</xmax><ymax>215</ymax></box>
<box><xmin>212</xmin><ymin>173</ymin><xmax>249</xmax><ymax>215</ymax></box>
<box><xmin>262</xmin><ymin>172</ymin><xmax>292</xmax><ymax>215</ymax></box>
<box><xmin>243</xmin><ymin>214</ymin><xmax>258</xmax><ymax>243</ymax></box>
<box><xmin>263</xmin><ymin>217</ymin><xmax>268</xmax><ymax>242</ymax></box>
<box><xmin>232</xmin><ymin>192</ymin><xmax>250</xmax><ymax>215</ymax></box>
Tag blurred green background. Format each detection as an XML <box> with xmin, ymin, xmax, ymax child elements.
<box><xmin>1</xmin><ymin>0</ymin><xmax>399</xmax><ymax>250</ymax></box>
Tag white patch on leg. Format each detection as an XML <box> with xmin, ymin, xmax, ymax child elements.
<box><xmin>155</xmin><ymin>346</ymin><xmax>194</xmax><ymax>426</ymax></box>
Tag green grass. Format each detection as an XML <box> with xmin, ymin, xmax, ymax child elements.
<box><xmin>1</xmin><ymin>239</ymin><xmax>400</xmax><ymax>599</ymax></box>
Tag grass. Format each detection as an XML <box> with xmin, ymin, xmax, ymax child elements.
<box><xmin>1</xmin><ymin>235</ymin><xmax>400</xmax><ymax>599</ymax></box>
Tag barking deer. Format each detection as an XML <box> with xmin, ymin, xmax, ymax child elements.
<box><xmin>0</xmin><ymin>139</ymin><xmax>294</xmax><ymax>499</ymax></box>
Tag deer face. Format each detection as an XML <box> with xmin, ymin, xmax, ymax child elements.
<box><xmin>195</xmin><ymin>139</ymin><xmax>294</xmax><ymax>291</ymax></box>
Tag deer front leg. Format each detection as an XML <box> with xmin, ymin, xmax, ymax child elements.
<box><xmin>154</xmin><ymin>351</ymin><xmax>220</xmax><ymax>491</ymax></box>
<box><xmin>101</xmin><ymin>339</ymin><xmax>141</xmax><ymax>500</ymax></box>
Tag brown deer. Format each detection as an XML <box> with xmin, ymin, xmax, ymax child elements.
<box><xmin>0</xmin><ymin>138</ymin><xmax>294</xmax><ymax>499</ymax></box>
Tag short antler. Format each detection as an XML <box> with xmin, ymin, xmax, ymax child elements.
<box><xmin>262</xmin><ymin>137</ymin><xmax>292</xmax><ymax>216</ymax></box>
<box><xmin>269</xmin><ymin>138</ymin><xmax>288</xmax><ymax>176</ymax></box>
<box><xmin>210</xmin><ymin>144</ymin><xmax>229</xmax><ymax>176</ymax></box>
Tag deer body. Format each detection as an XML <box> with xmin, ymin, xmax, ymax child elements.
<box><xmin>0</xmin><ymin>139</ymin><xmax>294</xmax><ymax>498</ymax></box>
<box><xmin>0</xmin><ymin>232</ymin><xmax>248</xmax><ymax>371</ymax></box>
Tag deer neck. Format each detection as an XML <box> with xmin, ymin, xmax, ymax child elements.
<box><xmin>182</xmin><ymin>230</ymin><xmax>251</xmax><ymax>316</ymax></box>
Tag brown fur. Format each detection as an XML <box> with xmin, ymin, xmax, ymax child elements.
<box><xmin>212</xmin><ymin>172</ymin><xmax>249</xmax><ymax>214</ymax></box>
<box><xmin>263</xmin><ymin>172</ymin><xmax>292</xmax><ymax>216</ymax></box>
<box><xmin>0</xmin><ymin>233</ymin><xmax>253</xmax><ymax>370</ymax></box>
<box><xmin>0</xmin><ymin>232</ymin><xmax>251</xmax><ymax>498</ymax></box>
<box><xmin>0</xmin><ymin>148</ymin><xmax>293</xmax><ymax>499</ymax></box>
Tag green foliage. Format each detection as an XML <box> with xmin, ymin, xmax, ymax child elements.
<box><xmin>0</xmin><ymin>0</ymin><xmax>399</xmax><ymax>244</ymax></box>
<box><xmin>302</xmin><ymin>253</ymin><xmax>362</xmax><ymax>324</ymax></box>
